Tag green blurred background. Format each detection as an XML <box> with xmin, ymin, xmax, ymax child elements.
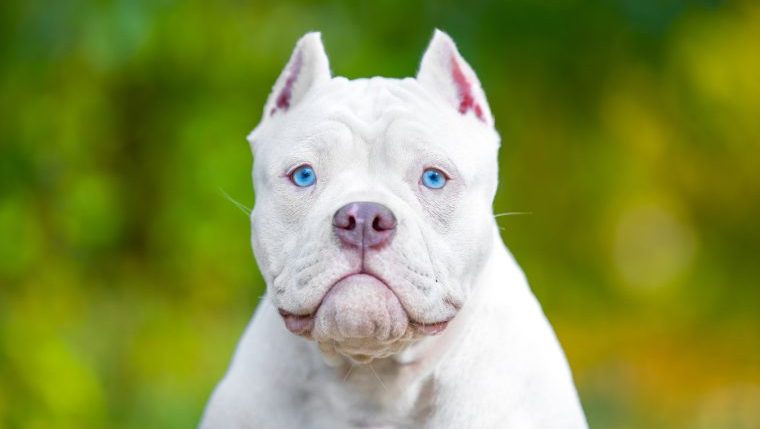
<box><xmin>1</xmin><ymin>0</ymin><xmax>758</xmax><ymax>428</ymax></box>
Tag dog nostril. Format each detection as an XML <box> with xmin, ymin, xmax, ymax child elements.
<box><xmin>371</xmin><ymin>216</ymin><xmax>393</xmax><ymax>231</ymax></box>
<box><xmin>372</xmin><ymin>213</ymin><xmax>396</xmax><ymax>231</ymax></box>
<box><xmin>333</xmin><ymin>212</ymin><xmax>357</xmax><ymax>230</ymax></box>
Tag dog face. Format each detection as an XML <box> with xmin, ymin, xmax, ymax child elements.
<box><xmin>247</xmin><ymin>31</ymin><xmax>500</xmax><ymax>363</ymax></box>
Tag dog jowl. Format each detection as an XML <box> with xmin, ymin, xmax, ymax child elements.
<box><xmin>201</xmin><ymin>30</ymin><xmax>588</xmax><ymax>429</ymax></box>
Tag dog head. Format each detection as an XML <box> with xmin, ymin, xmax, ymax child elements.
<box><xmin>247</xmin><ymin>30</ymin><xmax>500</xmax><ymax>364</ymax></box>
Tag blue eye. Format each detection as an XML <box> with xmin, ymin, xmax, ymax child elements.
<box><xmin>421</xmin><ymin>168</ymin><xmax>447</xmax><ymax>189</ymax></box>
<box><xmin>290</xmin><ymin>165</ymin><xmax>316</xmax><ymax>187</ymax></box>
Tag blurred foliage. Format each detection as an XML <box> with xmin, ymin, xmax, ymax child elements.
<box><xmin>1</xmin><ymin>0</ymin><xmax>758</xmax><ymax>428</ymax></box>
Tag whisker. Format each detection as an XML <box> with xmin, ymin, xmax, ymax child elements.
<box><xmin>368</xmin><ymin>363</ymin><xmax>388</xmax><ymax>392</ymax></box>
<box><xmin>495</xmin><ymin>211</ymin><xmax>532</xmax><ymax>232</ymax></box>
<box><xmin>493</xmin><ymin>211</ymin><xmax>533</xmax><ymax>218</ymax></box>
<box><xmin>220</xmin><ymin>188</ymin><xmax>252</xmax><ymax>216</ymax></box>
<box><xmin>343</xmin><ymin>364</ymin><xmax>355</xmax><ymax>382</ymax></box>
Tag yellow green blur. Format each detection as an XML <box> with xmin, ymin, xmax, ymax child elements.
<box><xmin>0</xmin><ymin>1</ymin><xmax>758</xmax><ymax>428</ymax></box>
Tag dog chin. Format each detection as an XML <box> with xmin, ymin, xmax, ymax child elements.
<box><xmin>317</xmin><ymin>336</ymin><xmax>416</xmax><ymax>365</ymax></box>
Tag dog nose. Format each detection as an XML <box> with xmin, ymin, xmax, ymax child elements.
<box><xmin>333</xmin><ymin>202</ymin><xmax>397</xmax><ymax>248</ymax></box>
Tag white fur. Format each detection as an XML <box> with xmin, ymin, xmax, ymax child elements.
<box><xmin>200</xmin><ymin>30</ymin><xmax>587</xmax><ymax>428</ymax></box>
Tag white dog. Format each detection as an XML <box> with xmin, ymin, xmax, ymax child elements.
<box><xmin>200</xmin><ymin>30</ymin><xmax>588</xmax><ymax>429</ymax></box>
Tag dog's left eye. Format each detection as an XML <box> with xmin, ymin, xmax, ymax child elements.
<box><xmin>290</xmin><ymin>165</ymin><xmax>317</xmax><ymax>187</ymax></box>
<box><xmin>421</xmin><ymin>168</ymin><xmax>447</xmax><ymax>189</ymax></box>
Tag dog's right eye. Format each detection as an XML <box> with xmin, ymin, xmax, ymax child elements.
<box><xmin>290</xmin><ymin>165</ymin><xmax>317</xmax><ymax>187</ymax></box>
<box><xmin>421</xmin><ymin>168</ymin><xmax>447</xmax><ymax>189</ymax></box>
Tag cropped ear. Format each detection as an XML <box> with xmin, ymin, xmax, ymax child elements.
<box><xmin>417</xmin><ymin>30</ymin><xmax>493</xmax><ymax>126</ymax></box>
<box><xmin>263</xmin><ymin>32</ymin><xmax>331</xmax><ymax>118</ymax></box>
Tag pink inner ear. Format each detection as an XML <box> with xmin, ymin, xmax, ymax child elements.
<box><xmin>450</xmin><ymin>54</ymin><xmax>485</xmax><ymax>122</ymax></box>
<box><xmin>270</xmin><ymin>50</ymin><xmax>303</xmax><ymax>116</ymax></box>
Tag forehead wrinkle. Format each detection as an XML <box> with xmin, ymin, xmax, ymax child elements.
<box><xmin>383</xmin><ymin>78</ymin><xmax>429</xmax><ymax>100</ymax></box>
<box><xmin>321</xmin><ymin>105</ymin><xmax>408</xmax><ymax>148</ymax></box>
<box><xmin>305</xmin><ymin>77</ymin><xmax>434</xmax><ymax>141</ymax></box>
<box><xmin>320</xmin><ymin>111</ymin><xmax>373</xmax><ymax>144</ymax></box>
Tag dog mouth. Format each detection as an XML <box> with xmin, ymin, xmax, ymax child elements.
<box><xmin>278</xmin><ymin>308</ymin><xmax>451</xmax><ymax>336</ymax></box>
<box><xmin>277</xmin><ymin>272</ymin><xmax>452</xmax><ymax>338</ymax></box>
<box><xmin>277</xmin><ymin>309</ymin><xmax>316</xmax><ymax>335</ymax></box>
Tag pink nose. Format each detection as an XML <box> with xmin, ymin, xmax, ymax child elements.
<box><xmin>333</xmin><ymin>202</ymin><xmax>397</xmax><ymax>248</ymax></box>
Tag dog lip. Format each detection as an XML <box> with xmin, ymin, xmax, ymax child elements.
<box><xmin>277</xmin><ymin>308</ymin><xmax>311</xmax><ymax>318</ymax></box>
<box><xmin>277</xmin><ymin>308</ymin><xmax>315</xmax><ymax>335</ymax></box>
<box><xmin>408</xmin><ymin>318</ymin><xmax>452</xmax><ymax>335</ymax></box>
<box><xmin>277</xmin><ymin>272</ymin><xmax>454</xmax><ymax>337</ymax></box>
<box><xmin>335</xmin><ymin>271</ymin><xmax>384</xmax><ymax>286</ymax></box>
